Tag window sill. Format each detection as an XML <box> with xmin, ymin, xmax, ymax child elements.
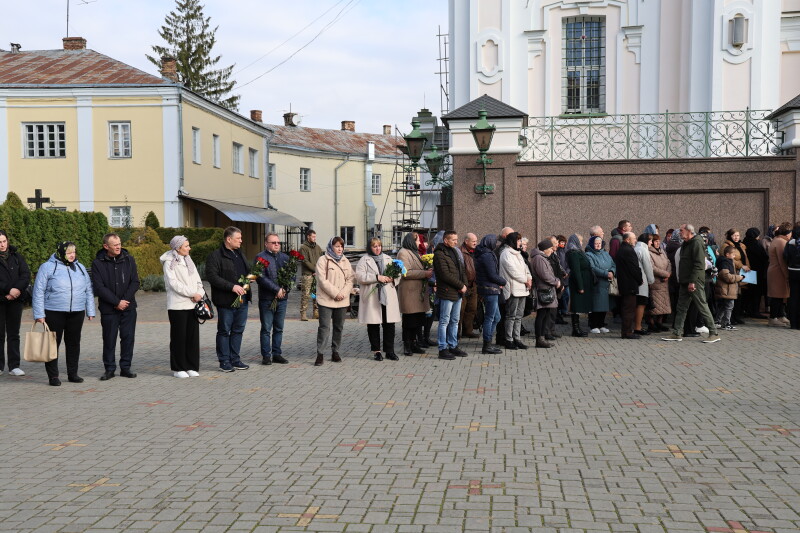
<box><xmin>558</xmin><ymin>113</ymin><xmax>608</xmax><ymax>119</ymax></box>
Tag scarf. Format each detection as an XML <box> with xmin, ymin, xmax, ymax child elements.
<box><xmin>368</xmin><ymin>248</ymin><xmax>388</xmax><ymax>306</ymax></box>
<box><xmin>565</xmin><ymin>234</ymin><xmax>582</xmax><ymax>253</ymax></box>
<box><xmin>326</xmin><ymin>238</ymin><xmax>343</xmax><ymax>262</ymax></box>
<box><xmin>480</xmin><ymin>234</ymin><xmax>497</xmax><ymax>251</ymax></box>
<box><xmin>165</xmin><ymin>249</ymin><xmax>197</xmax><ymax>275</ymax></box>
<box><xmin>56</xmin><ymin>241</ymin><xmax>77</xmax><ymax>271</ymax></box>
<box><xmin>730</xmin><ymin>239</ymin><xmax>747</xmax><ymax>266</ymax></box>
<box><xmin>587</xmin><ymin>236</ymin><xmax>604</xmax><ymax>253</ymax></box>
<box><xmin>401</xmin><ymin>232</ymin><xmax>420</xmax><ymax>259</ymax></box>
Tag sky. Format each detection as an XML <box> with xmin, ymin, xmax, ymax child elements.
<box><xmin>2</xmin><ymin>0</ymin><xmax>450</xmax><ymax>134</ymax></box>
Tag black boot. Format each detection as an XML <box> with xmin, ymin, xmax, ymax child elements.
<box><xmin>571</xmin><ymin>314</ymin><xmax>588</xmax><ymax>337</ymax></box>
<box><xmin>482</xmin><ymin>341</ymin><xmax>502</xmax><ymax>354</ymax></box>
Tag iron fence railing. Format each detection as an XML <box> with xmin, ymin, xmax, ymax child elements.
<box><xmin>518</xmin><ymin>109</ymin><xmax>786</xmax><ymax>162</ymax></box>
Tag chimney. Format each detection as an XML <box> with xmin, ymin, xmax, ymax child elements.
<box><xmin>62</xmin><ymin>37</ymin><xmax>86</xmax><ymax>50</ymax></box>
<box><xmin>383</xmin><ymin>125</ymin><xmax>392</xmax><ymax>135</ymax></box>
<box><xmin>341</xmin><ymin>120</ymin><xmax>355</xmax><ymax>132</ymax></box>
<box><xmin>283</xmin><ymin>112</ymin><xmax>297</xmax><ymax>126</ymax></box>
<box><xmin>250</xmin><ymin>110</ymin><xmax>262</xmax><ymax>122</ymax></box>
<box><xmin>9</xmin><ymin>43</ymin><xmax>21</xmax><ymax>54</ymax></box>
<box><xmin>160</xmin><ymin>56</ymin><xmax>179</xmax><ymax>83</ymax></box>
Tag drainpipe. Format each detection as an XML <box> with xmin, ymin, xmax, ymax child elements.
<box><xmin>364</xmin><ymin>142</ymin><xmax>376</xmax><ymax>243</ymax></box>
<box><xmin>334</xmin><ymin>156</ymin><xmax>350</xmax><ymax>238</ymax></box>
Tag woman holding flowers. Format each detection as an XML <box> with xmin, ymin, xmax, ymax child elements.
<box><xmin>397</xmin><ymin>232</ymin><xmax>432</xmax><ymax>356</ymax></box>
<box><xmin>356</xmin><ymin>238</ymin><xmax>403</xmax><ymax>361</ymax></box>
<box><xmin>314</xmin><ymin>237</ymin><xmax>354</xmax><ymax>366</ymax></box>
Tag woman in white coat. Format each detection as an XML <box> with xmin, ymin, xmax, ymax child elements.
<box><xmin>634</xmin><ymin>232</ymin><xmax>655</xmax><ymax>334</ymax></box>
<box><xmin>160</xmin><ymin>236</ymin><xmax>206</xmax><ymax>378</ymax></box>
<box><xmin>498</xmin><ymin>232</ymin><xmax>532</xmax><ymax>350</ymax></box>
<box><xmin>356</xmin><ymin>238</ymin><xmax>402</xmax><ymax>361</ymax></box>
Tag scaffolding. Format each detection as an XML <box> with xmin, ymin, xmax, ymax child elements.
<box><xmin>437</xmin><ymin>25</ymin><xmax>450</xmax><ymax>118</ymax></box>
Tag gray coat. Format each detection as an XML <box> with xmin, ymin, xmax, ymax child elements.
<box><xmin>529</xmin><ymin>249</ymin><xmax>559</xmax><ymax>309</ymax></box>
<box><xmin>634</xmin><ymin>241</ymin><xmax>655</xmax><ymax>297</ymax></box>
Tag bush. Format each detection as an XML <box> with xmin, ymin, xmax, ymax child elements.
<box><xmin>144</xmin><ymin>211</ymin><xmax>160</xmax><ymax>229</ymax></box>
<box><xmin>124</xmin><ymin>227</ymin><xmax>170</xmax><ymax>278</ymax></box>
<box><xmin>140</xmin><ymin>274</ymin><xmax>166</xmax><ymax>292</ymax></box>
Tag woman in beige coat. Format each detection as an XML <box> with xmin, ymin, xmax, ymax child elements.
<box><xmin>767</xmin><ymin>222</ymin><xmax>792</xmax><ymax>326</ymax></box>
<box><xmin>647</xmin><ymin>235</ymin><xmax>672</xmax><ymax>331</ymax></box>
<box><xmin>356</xmin><ymin>238</ymin><xmax>402</xmax><ymax>361</ymax></box>
<box><xmin>314</xmin><ymin>237</ymin><xmax>354</xmax><ymax>366</ymax></box>
<box><xmin>396</xmin><ymin>232</ymin><xmax>432</xmax><ymax>356</ymax></box>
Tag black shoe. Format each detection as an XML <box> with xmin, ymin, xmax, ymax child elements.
<box><xmin>450</xmin><ymin>346</ymin><xmax>468</xmax><ymax>357</ymax></box>
<box><xmin>331</xmin><ymin>352</ymin><xmax>342</xmax><ymax>363</ymax></box>
<box><xmin>731</xmin><ymin>318</ymin><xmax>745</xmax><ymax>325</ymax></box>
<box><xmin>481</xmin><ymin>341</ymin><xmax>502</xmax><ymax>354</ymax></box>
<box><xmin>555</xmin><ymin>315</ymin><xmax>568</xmax><ymax>325</ymax></box>
<box><xmin>49</xmin><ymin>377</ymin><xmax>61</xmax><ymax>386</ymax></box>
<box><xmin>549</xmin><ymin>331</ymin><xmax>562</xmax><ymax>339</ymax></box>
<box><xmin>273</xmin><ymin>355</ymin><xmax>289</xmax><ymax>364</ymax></box>
<box><xmin>373</xmin><ymin>352</ymin><xmax>383</xmax><ymax>361</ymax></box>
<box><xmin>99</xmin><ymin>371</ymin><xmax>115</xmax><ymax>381</ymax></box>
<box><xmin>411</xmin><ymin>343</ymin><xmax>425</xmax><ymax>354</ymax></box>
<box><xmin>633</xmin><ymin>329</ymin><xmax>650</xmax><ymax>336</ymax></box>
<box><xmin>386</xmin><ymin>353</ymin><xmax>399</xmax><ymax>361</ymax></box>
<box><xmin>261</xmin><ymin>357</ymin><xmax>272</xmax><ymax>365</ymax></box>
<box><xmin>504</xmin><ymin>341</ymin><xmax>518</xmax><ymax>350</ymax></box>
<box><xmin>438</xmin><ymin>349</ymin><xmax>455</xmax><ymax>360</ymax></box>
<box><xmin>622</xmin><ymin>334</ymin><xmax>641</xmax><ymax>339</ymax></box>
<box><xmin>514</xmin><ymin>340</ymin><xmax>528</xmax><ymax>349</ymax></box>
<box><xmin>314</xmin><ymin>353</ymin><xmax>323</xmax><ymax>366</ymax></box>
<box><xmin>535</xmin><ymin>336</ymin><xmax>552</xmax><ymax>348</ymax></box>
<box><xmin>232</xmin><ymin>362</ymin><xmax>250</xmax><ymax>370</ymax></box>
<box><xmin>68</xmin><ymin>375</ymin><xmax>84</xmax><ymax>383</ymax></box>
<box><xmin>544</xmin><ymin>334</ymin><xmax>556</xmax><ymax>341</ymax></box>
<box><xmin>120</xmin><ymin>369</ymin><xmax>136</xmax><ymax>378</ymax></box>
<box><xmin>520</xmin><ymin>326</ymin><xmax>531</xmax><ymax>336</ymax></box>
<box><xmin>417</xmin><ymin>338</ymin><xmax>430</xmax><ymax>348</ymax></box>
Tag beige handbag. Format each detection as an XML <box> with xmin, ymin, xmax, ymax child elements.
<box><xmin>23</xmin><ymin>322</ymin><xmax>58</xmax><ymax>362</ymax></box>
<box><xmin>608</xmin><ymin>277</ymin><xmax>620</xmax><ymax>297</ymax></box>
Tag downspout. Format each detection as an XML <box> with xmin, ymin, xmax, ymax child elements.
<box><xmin>177</xmin><ymin>89</ymin><xmax>185</xmax><ymax>226</ymax></box>
<box><xmin>364</xmin><ymin>142</ymin><xmax>376</xmax><ymax>244</ymax></box>
<box><xmin>334</xmin><ymin>156</ymin><xmax>350</xmax><ymax>238</ymax></box>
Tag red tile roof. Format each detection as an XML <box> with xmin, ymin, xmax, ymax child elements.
<box><xmin>268</xmin><ymin>124</ymin><xmax>403</xmax><ymax>158</ymax></box>
<box><xmin>0</xmin><ymin>49</ymin><xmax>169</xmax><ymax>86</ymax></box>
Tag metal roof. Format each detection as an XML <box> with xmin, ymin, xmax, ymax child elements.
<box><xmin>267</xmin><ymin>124</ymin><xmax>402</xmax><ymax>158</ymax></box>
<box><xmin>441</xmin><ymin>94</ymin><xmax>528</xmax><ymax>127</ymax></box>
<box><xmin>182</xmin><ymin>196</ymin><xmax>306</xmax><ymax>227</ymax></box>
<box><xmin>766</xmin><ymin>93</ymin><xmax>800</xmax><ymax>120</ymax></box>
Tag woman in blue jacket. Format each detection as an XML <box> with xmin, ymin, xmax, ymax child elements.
<box><xmin>474</xmin><ymin>234</ymin><xmax>506</xmax><ymax>355</ymax></box>
<box><xmin>33</xmin><ymin>242</ymin><xmax>95</xmax><ymax>386</ymax></box>
<box><xmin>585</xmin><ymin>236</ymin><xmax>616</xmax><ymax>333</ymax></box>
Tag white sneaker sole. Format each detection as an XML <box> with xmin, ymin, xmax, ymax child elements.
<box><xmin>702</xmin><ymin>338</ymin><xmax>721</xmax><ymax>343</ymax></box>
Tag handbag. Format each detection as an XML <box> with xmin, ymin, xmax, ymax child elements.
<box><xmin>537</xmin><ymin>286</ymin><xmax>556</xmax><ymax>305</ymax></box>
<box><xmin>194</xmin><ymin>295</ymin><xmax>214</xmax><ymax>324</ymax></box>
<box><xmin>608</xmin><ymin>277</ymin><xmax>620</xmax><ymax>296</ymax></box>
<box><xmin>23</xmin><ymin>322</ymin><xmax>57</xmax><ymax>362</ymax></box>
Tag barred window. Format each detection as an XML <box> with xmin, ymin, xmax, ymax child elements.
<box><xmin>563</xmin><ymin>17</ymin><xmax>605</xmax><ymax>114</ymax></box>
<box><xmin>24</xmin><ymin>123</ymin><xmax>66</xmax><ymax>158</ymax></box>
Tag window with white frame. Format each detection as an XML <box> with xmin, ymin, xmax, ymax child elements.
<box><xmin>232</xmin><ymin>143</ymin><xmax>243</xmax><ymax>174</ymax></box>
<box><xmin>371</xmin><ymin>173</ymin><xmax>381</xmax><ymax>195</ymax></box>
<box><xmin>268</xmin><ymin>163</ymin><xmax>276</xmax><ymax>189</ymax></box>
<box><xmin>300</xmin><ymin>168</ymin><xmax>311</xmax><ymax>191</ymax></box>
<box><xmin>192</xmin><ymin>127</ymin><xmax>201</xmax><ymax>163</ymax></box>
<box><xmin>340</xmin><ymin>226</ymin><xmax>355</xmax><ymax>247</ymax></box>
<box><xmin>109</xmin><ymin>122</ymin><xmax>131</xmax><ymax>158</ymax></box>
<box><xmin>249</xmin><ymin>148</ymin><xmax>258</xmax><ymax>178</ymax></box>
<box><xmin>110</xmin><ymin>206</ymin><xmax>131</xmax><ymax>227</ymax></box>
<box><xmin>23</xmin><ymin>123</ymin><xmax>66</xmax><ymax>158</ymax></box>
<box><xmin>212</xmin><ymin>134</ymin><xmax>220</xmax><ymax>168</ymax></box>
<box><xmin>562</xmin><ymin>17</ymin><xmax>605</xmax><ymax>114</ymax></box>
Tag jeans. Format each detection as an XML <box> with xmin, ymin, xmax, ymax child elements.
<box><xmin>259</xmin><ymin>298</ymin><xmax>287</xmax><ymax>358</ymax></box>
<box><xmin>558</xmin><ymin>286</ymin><xmax>570</xmax><ymax>316</ymax></box>
<box><xmin>216</xmin><ymin>304</ymin><xmax>248</xmax><ymax>367</ymax></box>
<box><xmin>673</xmin><ymin>284</ymin><xmax>718</xmax><ymax>336</ymax></box>
<box><xmin>437</xmin><ymin>298</ymin><xmax>462</xmax><ymax>350</ymax></box>
<box><xmin>317</xmin><ymin>306</ymin><xmax>346</xmax><ymax>354</ymax></box>
<box><xmin>168</xmin><ymin>309</ymin><xmax>199</xmax><ymax>372</ymax></box>
<box><xmin>715</xmin><ymin>299</ymin><xmax>735</xmax><ymax>327</ymax></box>
<box><xmin>100</xmin><ymin>309</ymin><xmax>137</xmax><ymax>372</ymax></box>
<box><xmin>504</xmin><ymin>296</ymin><xmax>525</xmax><ymax>342</ymax></box>
<box><xmin>0</xmin><ymin>301</ymin><xmax>23</xmax><ymax>371</ymax></box>
<box><xmin>481</xmin><ymin>294</ymin><xmax>501</xmax><ymax>343</ymax></box>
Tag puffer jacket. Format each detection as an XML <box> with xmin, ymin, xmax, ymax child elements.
<box><xmin>499</xmin><ymin>246</ymin><xmax>531</xmax><ymax>299</ymax></box>
<box><xmin>160</xmin><ymin>250</ymin><xmax>205</xmax><ymax>311</ymax></box>
<box><xmin>474</xmin><ymin>239</ymin><xmax>506</xmax><ymax>297</ymax></box>
<box><xmin>32</xmin><ymin>254</ymin><xmax>95</xmax><ymax>320</ymax></box>
<box><xmin>648</xmin><ymin>244</ymin><xmax>671</xmax><ymax>315</ymax></box>
<box><xmin>433</xmin><ymin>243</ymin><xmax>466</xmax><ymax>301</ymax></box>
<box><xmin>634</xmin><ymin>241</ymin><xmax>655</xmax><ymax>297</ymax></box>
<box><xmin>315</xmin><ymin>253</ymin><xmax>354</xmax><ymax>309</ymax></box>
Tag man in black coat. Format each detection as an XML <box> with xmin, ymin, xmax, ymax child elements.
<box><xmin>206</xmin><ymin>226</ymin><xmax>251</xmax><ymax>372</ymax></box>
<box><xmin>615</xmin><ymin>232</ymin><xmax>643</xmax><ymax>339</ymax></box>
<box><xmin>91</xmin><ymin>233</ymin><xmax>140</xmax><ymax>380</ymax></box>
<box><xmin>433</xmin><ymin>230</ymin><xmax>467</xmax><ymax>360</ymax></box>
<box><xmin>0</xmin><ymin>231</ymin><xmax>30</xmax><ymax>376</ymax></box>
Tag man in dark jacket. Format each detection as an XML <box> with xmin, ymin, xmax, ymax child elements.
<box><xmin>0</xmin><ymin>231</ymin><xmax>30</xmax><ymax>376</ymax></box>
<box><xmin>662</xmin><ymin>224</ymin><xmax>721</xmax><ymax>343</ymax></box>
<box><xmin>458</xmin><ymin>233</ymin><xmax>478</xmax><ymax>339</ymax></box>
<box><xmin>256</xmin><ymin>233</ymin><xmax>290</xmax><ymax>365</ymax></box>
<box><xmin>433</xmin><ymin>230</ymin><xmax>467</xmax><ymax>360</ymax></box>
<box><xmin>615</xmin><ymin>232</ymin><xmax>643</xmax><ymax>339</ymax></box>
<box><xmin>206</xmin><ymin>226</ymin><xmax>251</xmax><ymax>372</ymax></box>
<box><xmin>91</xmin><ymin>233</ymin><xmax>140</xmax><ymax>380</ymax></box>
<box><xmin>299</xmin><ymin>230</ymin><xmax>323</xmax><ymax>321</ymax></box>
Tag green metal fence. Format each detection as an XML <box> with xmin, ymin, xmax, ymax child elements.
<box><xmin>518</xmin><ymin>109</ymin><xmax>785</xmax><ymax>162</ymax></box>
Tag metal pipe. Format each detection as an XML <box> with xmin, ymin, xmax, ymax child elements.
<box><xmin>334</xmin><ymin>156</ymin><xmax>350</xmax><ymax>239</ymax></box>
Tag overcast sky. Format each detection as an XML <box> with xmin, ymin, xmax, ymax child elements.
<box><xmin>3</xmin><ymin>0</ymin><xmax>449</xmax><ymax>134</ymax></box>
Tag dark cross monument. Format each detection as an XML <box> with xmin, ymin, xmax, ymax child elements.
<box><xmin>27</xmin><ymin>189</ymin><xmax>50</xmax><ymax>209</ymax></box>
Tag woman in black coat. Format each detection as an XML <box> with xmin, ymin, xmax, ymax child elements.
<box><xmin>0</xmin><ymin>231</ymin><xmax>30</xmax><ymax>376</ymax></box>
<box><xmin>565</xmin><ymin>234</ymin><xmax>591</xmax><ymax>337</ymax></box>
<box><xmin>742</xmin><ymin>228</ymin><xmax>768</xmax><ymax>318</ymax></box>
<box><xmin>474</xmin><ymin>234</ymin><xmax>506</xmax><ymax>354</ymax></box>
<box><xmin>615</xmin><ymin>236</ymin><xmax>643</xmax><ymax>339</ymax></box>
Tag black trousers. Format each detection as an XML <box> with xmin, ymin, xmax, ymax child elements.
<box><xmin>44</xmin><ymin>310</ymin><xmax>85</xmax><ymax>379</ymax></box>
<box><xmin>0</xmin><ymin>301</ymin><xmax>23</xmax><ymax>371</ymax></box>
<box><xmin>534</xmin><ymin>308</ymin><xmax>552</xmax><ymax>338</ymax></box>
<box><xmin>367</xmin><ymin>305</ymin><xmax>396</xmax><ymax>353</ymax></box>
<box><xmin>588</xmin><ymin>311</ymin><xmax>606</xmax><ymax>329</ymax></box>
<box><xmin>620</xmin><ymin>294</ymin><xmax>636</xmax><ymax>337</ymax></box>
<box><xmin>100</xmin><ymin>309</ymin><xmax>137</xmax><ymax>372</ymax></box>
<box><xmin>788</xmin><ymin>273</ymin><xmax>800</xmax><ymax>329</ymax></box>
<box><xmin>769</xmin><ymin>297</ymin><xmax>786</xmax><ymax>319</ymax></box>
<box><xmin>402</xmin><ymin>312</ymin><xmax>425</xmax><ymax>347</ymax></box>
<box><xmin>168</xmin><ymin>309</ymin><xmax>200</xmax><ymax>372</ymax></box>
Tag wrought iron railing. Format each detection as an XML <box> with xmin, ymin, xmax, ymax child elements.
<box><xmin>518</xmin><ymin>109</ymin><xmax>786</xmax><ymax>162</ymax></box>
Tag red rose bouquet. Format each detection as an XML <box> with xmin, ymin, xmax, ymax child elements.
<box><xmin>232</xmin><ymin>256</ymin><xmax>269</xmax><ymax>308</ymax></box>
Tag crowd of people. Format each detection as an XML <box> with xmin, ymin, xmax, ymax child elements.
<box><xmin>0</xmin><ymin>220</ymin><xmax>798</xmax><ymax>386</ymax></box>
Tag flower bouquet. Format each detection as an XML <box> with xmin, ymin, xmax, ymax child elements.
<box><xmin>272</xmin><ymin>250</ymin><xmax>304</xmax><ymax>309</ymax></box>
<box><xmin>367</xmin><ymin>259</ymin><xmax>406</xmax><ymax>298</ymax></box>
<box><xmin>420</xmin><ymin>253</ymin><xmax>434</xmax><ymax>269</ymax></box>
<box><xmin>232</xmin><ymin>257</ymin><xmax>269</xmax><ymax>308</ymax></box>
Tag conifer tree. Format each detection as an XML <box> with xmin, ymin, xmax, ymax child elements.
<box><xmin>147</xmin><ymin>0</ymin><xmax>240</xmax><ymax>111</ymax></box>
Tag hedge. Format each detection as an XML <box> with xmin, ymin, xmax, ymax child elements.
<box><xmin>155</xmin><ymin>227</ymin><xmax>221</xmax><ymax>247</ymax></box>
<box><xmin>123</xmin><ymin>227</ymin><xmax>170</xmax><ymax>278</ymax></box>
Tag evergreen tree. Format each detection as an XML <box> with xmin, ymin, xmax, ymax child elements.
<box><xmin>147</xmin><ymin>0</ymin><xmax>240</xmax><ymax>111</ymax></box>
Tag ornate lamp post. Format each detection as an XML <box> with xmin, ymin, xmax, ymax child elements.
<box><xmin>401</xmin><ymin>120</ymin><xmax>449</xmax><ymax>183</ymax></box>
<box><xmin>470</xmin><ymin>109</ymin><xmax>496</xmax><ymax>195</ymax></box>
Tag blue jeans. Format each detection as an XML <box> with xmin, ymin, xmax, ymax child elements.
<box><xmin>259</xmin><ymin>298</ymin><xmax>286</xmax><ymax>358</ymax></box>
<box><xmin>437</xmin><ymin>298</ymin><xmax>462</xmax><ymax>350</ymax></box>
<box><xmin>558</xmin><ymin>286</ymin><xmax>570</xmax><ymax>316</ymax></box>
<box><xmin>482</xmin><ymin>294</ymin><xmax>501</xmax><ymax>343</ymax></box>
<box><xmin>216</xmin><ymin>304</ymin><xmax>248</xmax><ymax>367</ymax></box>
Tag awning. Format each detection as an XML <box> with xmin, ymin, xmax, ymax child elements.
<box><xmin>181</xmin><ymin>196</ymin><xmax>306</xmax><ymax>227</ymax></box>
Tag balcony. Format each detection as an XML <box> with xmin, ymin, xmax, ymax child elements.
<box><xmin>518</xmin><ymin>109</ymin><xmax>787</xmax><ymax>162</ymax></box>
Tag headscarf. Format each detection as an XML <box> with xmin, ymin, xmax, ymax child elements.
<box><xmin>767</xmin><ymin>224</ymin><xmax>776</xmax><ymax>239</ymax></box>
<box><xmin>56</xmin><ymin>241</ymin><xmax>76</xmax><ymax>269</ymax></box>
<box><xmin>742</xmin><ymin>227</ymin><xmax>761</xmax><ymax>252</ymax></box>
<box><xmin>326</xmin><ymin>238</ymin><xmax>343</xmax><ymax>262</ymax></box>
<box><xmin>587</xmin><ymin>236</ymin><xmax>604</xmax><ymax>253</ymax></box>
<box><xmin>401</xmin><ymin>232</ymin><xmax>419</xmax><ymax>258</ymax></box>
<box><xmin>504</xmin><ymin>232</ymin><xmax>521</xmax><ymax>251</ymax></box>
<box><xmin>367</xmin><ymin>241</ymin><xmax>387</xmax><ymax>306</ymax></box>
<box><xmin>565</xmin><ymin>234</ymin><xmax>582</xmax><ymax>253</ymax></box>
<box><xmin>644</xmin><ymin>224</ymin><xmax>658</xmax><ymax>235</ymax></box>
<box><xmin>479</xmin><ymin>234</ymin><xmax>497</xmax><ymax>252</ymax></box>
<box><xmin>165</xmin><ymin>235</ymin><xmax>196</xmax><ymax>274</ymax></box>
<box><xmin>670</xmin><ymin>227</ymin><xmax>684</xmax><ymax>245</ymax></box>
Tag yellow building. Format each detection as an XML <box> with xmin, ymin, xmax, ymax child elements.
<box><xmin>0</xmin><ymin>37</ymin><xmax>301</xmax><ymax>257</ymax></box>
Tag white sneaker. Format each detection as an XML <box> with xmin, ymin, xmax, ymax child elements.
<box><xmin>695</xmin><ymin>326</ymin><xmax>709</xmax><ymax>334</ymax></box>
<box><xmin>9</xmin><ymin>368</ymin><xmax>24</xmax><ymax>376</ymax></box>
<box><xmin>186</xmin><ymin>370</ymin><xmax>200</xmax><ymax>377</ymax></box>
<box><xmin>590</xmin><ymin>328</ymin><xmax>601</xmax><ymax>334</ymax></box>
<box><xmin>780</xmin><ymin>316</ymin><xmax>790</xmax><ymax>325</ymax></box>
<box><xmin>173</xmin><ymin>371</ymin><xmax>189</xmax><ymax>378</ymax></box>
<box><xmin>599</xmin><ymin>327</ymin><xmax>610</xmax><ymax>333</ymax></box>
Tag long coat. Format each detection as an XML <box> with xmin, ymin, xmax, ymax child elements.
<box><xmin>315</xmin><ymin>254</ymin><xmax>354</xmax><ymax>309</ymax></box>
<box><xmin>767</xmin><ymin>236</ymin><xmax>790</xmax><ymax>298</ymax></box>
<box><xmin>396</xmin><ymin>248</ymin><xmax>430</xmax><ymax>315</ymax></box>
<box><xmin>499</xmin><ymin>247</ymin><xmax>531</xmax><ymax>299</ymax></box>
<box><xmin>566</xmin><ymin>249</ymin><xmax>592</xmax><ymax>313</ymax></box>
<box><xmin>586</xmin><ymin>249</ymin><xmax>616</xmax><ymax>312</ymax></box>
<box><xmin>355</xmin><ymin>254</ymin><xmax>401</xmax><ymax>324</ymax></box>
<box><xmin>529</xmin><ymin>249</ymin><xmax>559</xmax><ymax>309</ymax></box>
<box><xmin>648</xmin><ymin>244</ymin><xmax>672</xmax><ymax>315</ymax></box>
<box><xmin>634</xmin><ymin>241</ymin><xmax>655</xmax><ymax>297</ymax></box>
<box><xmin>616</xmin><ymin>243</ymin><xmax>643</xmax><ymax>295</ymax></box>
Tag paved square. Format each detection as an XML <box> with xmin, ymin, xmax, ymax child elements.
<box><xmin>0</xmin><ymin>290</ymin><xmax>798</xmax><ymax>532</ymax></box>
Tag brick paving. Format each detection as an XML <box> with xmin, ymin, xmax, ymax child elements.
<box><xmin>0</xmin><ymin>289</ymin><xmax>798</xmax><ymax>532</ymax></box>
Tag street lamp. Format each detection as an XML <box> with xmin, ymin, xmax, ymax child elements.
<box><xmin>403</xmin><ymin>120</ymin><xmax>427</xmax><ymax>164</ymax></box>
<box><xmin>401</xmin><ymin>119</ymin><xmax>448</xmax><ymax>182</ymax></box>
<box><xmin>470</xmin><ymin>109</ymin><xmax>496</xmax><ymax>195</ymax></box>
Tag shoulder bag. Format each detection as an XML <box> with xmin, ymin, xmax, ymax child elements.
<box><xmin>23</xmin><ymin>322</ymin><xmax>58</xmax><ymax>362</ymax></box>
